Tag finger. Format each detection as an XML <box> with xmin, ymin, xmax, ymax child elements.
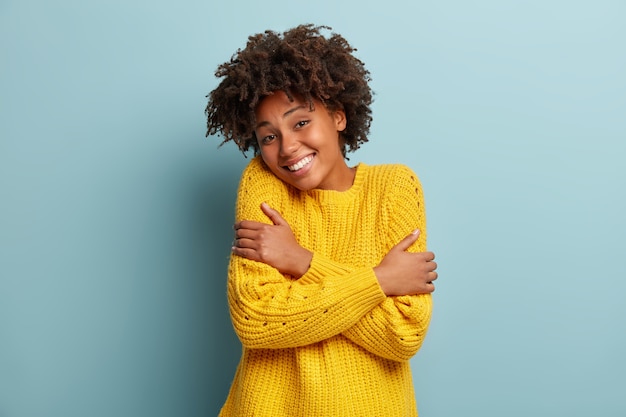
<box><xmin>233</xmin><ymin>236</ymin><xmax>256</xmax><ymax>249</ymax></box>
<box><xmin>417</xmin><ymin>280</ymin><xmax>436</xmax><ymax>294</ymax></box>
<box><xmin>261</xmin><ymin>202</ymin><xmax>287</xmax><ymax>226</ymax></box>
<box><xmin>422</xmin><ymin>251</ymin><xmax>435</xmax><ymax>262</ymax></box>
<box><xmin>234</xmin><ymin>227</ymin><xmax>260</xmax><ymax>241</ymax></box>
<box><xmin>428</xmin><ymin>271</ymin><xmax>438</xmax><ymax>282</ymax></box>
<box><xmin>393</xmin><ymin>229</ymin><xmax>420</xmax><ymax>252</ymax></box>
<box><xmin>231</xmin><ymin>245</ymin><xmax>259</xmax><ymax>261</ymax></box>
<box><xmin>235</xmin><ymin>220</ymin><xmax>268</xmax><ymax>231</ymax></box>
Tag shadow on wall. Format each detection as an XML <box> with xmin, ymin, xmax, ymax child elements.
<box><xmin>199</xmin><ymin>160</ymin><xmax>243</xmax><ymax>415</ymax></box>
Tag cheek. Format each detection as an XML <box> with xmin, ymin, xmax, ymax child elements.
<box><xmin>260</xmin><ymin>150</ymin><xmax>282</xmax><ymax>176</ymax></box>
<box><xmin>260</xmin><ymin>151</ymin><xmax>272</xmax><ymax>167</ymax></box>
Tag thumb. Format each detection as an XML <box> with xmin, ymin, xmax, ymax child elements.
<box><xmin>261</xmin><ymin>202</ymin><xmax>287</xmax><ymax>226</ymax></box>
<box><xmin>393</xmin><ymin>229</ymin><xmax>420</xmax><ymax>252</ymax></box>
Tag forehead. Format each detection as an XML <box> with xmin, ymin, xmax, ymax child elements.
<box><xmin>254</xmin><ymin>91</ymin><xmax>318</xmax><ymax>123</ymax></box>
<box><xmin>257</xmin><ymin>91</ymin><xmax>307</xmax><ymax>111</ymax></box>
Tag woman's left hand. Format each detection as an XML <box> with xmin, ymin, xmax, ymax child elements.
<box><xmin>232</xmin><ymin>202</ymin><xmax>313</xmax><ymax>278</ymax></box>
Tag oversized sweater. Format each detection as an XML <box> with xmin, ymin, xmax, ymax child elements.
<box><xmin>219</xmin><ymin>156</ymin><xmax>433</xmax><ymax>417</ymax></box>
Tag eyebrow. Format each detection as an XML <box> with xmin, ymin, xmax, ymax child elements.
<box><xmin>256</xmin><ymin>104</ymin><xmax>308</xmax><ymax>129</ymax></box>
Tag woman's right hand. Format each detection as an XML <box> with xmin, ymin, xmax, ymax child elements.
<box><xmin>373</xmin><ymin>230</ymin><xmax>438</xmax><ymax>296</ymax></box>
<box><xmin>232</xmin><ymin>202</ymin><xmax>313</xmax><ymax>278</ymax></box>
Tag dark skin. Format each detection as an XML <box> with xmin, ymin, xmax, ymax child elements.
<box><xmin>232</xmin><ymin>91</ymin><xmax>437</xmax><ymax>296</ymax></box>
<box><xmin>233</xmin><ymin>203</ymin><xmax>437</xmax><ymax>296</ymax></box>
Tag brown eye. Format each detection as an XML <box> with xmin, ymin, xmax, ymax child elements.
<box><xmin>261</xmin><ymin>135</ymin><xmax>276</xmax><ymax>145</ymax></box>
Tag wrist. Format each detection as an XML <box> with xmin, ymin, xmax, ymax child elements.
<box><xmin>373</xmin><ymin>266</ymin><xmax>394</xmax><ymax>296</ymax></box>
<box><xmin>291</xmin><ymin>248</ymin><xmax>313</xmax><ymax>278</ymax></box>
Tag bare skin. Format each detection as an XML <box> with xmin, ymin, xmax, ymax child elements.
<box><xmin>232</xmin><ymin>203</ymin><xmax>438</xmax><ymax>296</ymax></box>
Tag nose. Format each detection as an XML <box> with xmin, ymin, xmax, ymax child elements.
<box><xmin>279</xmin><ymin>132</ymin><xmax>299</xmax><ymax>157</ymax></box>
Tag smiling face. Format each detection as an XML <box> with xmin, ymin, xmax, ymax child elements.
<box><xmin>254</xmin><ymin>91</ymin><xmax>354</xmax><ymax>191</ymax></box>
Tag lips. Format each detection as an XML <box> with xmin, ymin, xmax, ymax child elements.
<box><xmin>286</xmin><ymin>154</ymin><xmax>314</xmax><ymax>172</ymax></box>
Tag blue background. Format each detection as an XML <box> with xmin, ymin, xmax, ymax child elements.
<box><xmin>1</xmin><ymin>0</ymin><xmax>625</xmax><ymax>416</ymax></box>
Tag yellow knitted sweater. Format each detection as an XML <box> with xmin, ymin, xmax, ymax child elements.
<box><xmin>219</xmin><ymin>156</ymin><xmax>433</xmax><ymax>417</ymax></box>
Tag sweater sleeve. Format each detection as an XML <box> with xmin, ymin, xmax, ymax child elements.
<box><xmin>227</xmin><ymin>158</ymin><xmax>386</xmax><ymax>349</ymax></box>
<box><xmin>341</xmin><ymin>165</ymin><xmax>433</xmax><ymax>361</ymax></box>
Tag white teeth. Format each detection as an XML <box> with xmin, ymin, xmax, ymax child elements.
<box><xmin>287</xmin><ymin>155</ymin><xmax>313</xmax><ymax>172</ymax></box>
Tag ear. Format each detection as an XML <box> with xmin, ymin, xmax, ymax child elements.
<box><xmin>333</xmin><ymin>110</ymin><xmax>347</xmax><ymax>132</ymax></box>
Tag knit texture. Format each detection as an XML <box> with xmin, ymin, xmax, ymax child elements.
<box><xmin>219</xmin><ymin>156</ymin><xmax>433</xmax><ymax>417</ymax></box>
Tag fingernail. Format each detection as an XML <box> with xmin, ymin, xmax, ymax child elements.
<box><xmin>412</xmin><ymin>229</ymin><xmax>420</xmax><ymax>235</ymax></box>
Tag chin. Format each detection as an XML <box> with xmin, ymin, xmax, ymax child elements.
<box><xmin>291</xmin><ymin>183</ymin><xmax>314</xmax><ymax>192</ymax></box>
<box><xmin>289</xmin><ymin>178</ymin><xmax>319</xmax><ymax>192</ymax></box>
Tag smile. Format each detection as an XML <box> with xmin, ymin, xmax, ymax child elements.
<box><xmin>286</xmin><ymin>155</ymin><xmax>314</xmax><ymax>172</ymax></box>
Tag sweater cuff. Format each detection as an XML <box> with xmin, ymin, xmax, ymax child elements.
<box><xmin>299</xmin><ymin>253</ymin><xmax>386</xmax><ymax>312</ymax></box>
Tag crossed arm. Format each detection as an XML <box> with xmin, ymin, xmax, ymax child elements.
<box><xmin>232</xmin><ymin>202</ymin><xmax>437</xmax><ymax>296</ymax></box>
<box><xmin>227</xmin><ymin>166</ymin><xmax>437</xmax><ymax>360</ymax></box>
<box><xmin>230</xmin><ymin>202</ymin><xmax>437</xmax><ymax>360</ymax></box>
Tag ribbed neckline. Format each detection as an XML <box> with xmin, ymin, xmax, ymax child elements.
<box><xmin>305</xmin><ymin>163</ymin><xmax>367</xmax><ymax>205</ymax></box>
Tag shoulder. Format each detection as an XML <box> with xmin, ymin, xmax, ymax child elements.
<box><xmin>240</xmin><ymin>155</ymin><xmax>277</xmax><ymax>184</ymax></box>
<box><xmin>362</xmin><ymin>162</ymin><xmax>417</xmax><ymax>177</ymax></box>
<box><xmin>236</xmin><ymin>156</ymin><xmax>291</xmax><ymax>220</ymax></box>
<box><xmin>362</xmin><ymin>163</ymin><xmax>422</xmax><ymax>191</ymax></box>
<box><xmin>237</xmin><ymin>155</ymin><xmax>287</xmax><ymax>193</ymax></box>
<box><xmin>362</xmin><ymin>163</ymin><xmax>425</xmax><ymax>221</ymax></box>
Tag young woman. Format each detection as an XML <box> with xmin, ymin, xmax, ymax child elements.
<box><xmin>206</xmin><ymin>24</ymin><xmax>438</xmax><ymax>417</ymax></box>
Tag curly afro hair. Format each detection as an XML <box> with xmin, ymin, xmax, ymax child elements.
<box><xmin>205</xmin><ymin>24</ymin><xmax>373</xmax><ymax>156</ymax></box>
